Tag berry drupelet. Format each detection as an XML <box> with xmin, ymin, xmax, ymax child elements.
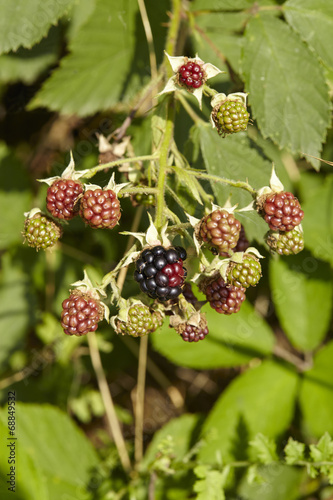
<box><xmin>260</xmin><ymin>191</ymin><xmax>304</xmax><ymax>232</ymax></box>
<box><xmin>199</xmin><ymin>209</ymin><xmax>241</xmax><ymax>255</ymax></box>
<box><xmin>134</xmin><ymin>246</ymin><xmax>187</xmax><ymax>302</ymax></box>
<box><xmin>80</xmin><ymin>188</ymin><xmax>121</xmax><ymax>229</ymax></box>
<box><xmin>61</xmin><ymin>291</ymin><xmax>104</xmax><ymax>336</ymax></box>
<box><xmin>204</xmin><ymin>276</ymin><xmax>246</xmax><ymax>315</ymax></box>
<box><xmin>178</xmin><ymin>61</ymin><xmax>205</xmax><ymax>89</ymax></box>
<box><xmin>23</xmin><ymin>213</ymin><xmax>62</xmax><ymax>250</ymax></box>
<box><xmin>46</xmin><ymin>179</ymin><xmax>83</xmax><ymax>220</ymax></box>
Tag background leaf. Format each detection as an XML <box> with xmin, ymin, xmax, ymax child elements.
<box><xmin>241</xmin><ymin>15</ymin><xmax>331</xmax><ymax>169</ymax></box>
<box><xmin>269</xmin><ymin>254</ymin><xmax>333</xmax><ymax>351</ymax></box>
<box><xmin>284</xmin><ymin>0</ymin><xmax>333</xmax><ymax>71</ymax></box>
<box><xmin>0</xmin><ymin>0</ymin><xmax>76</xmax><ymax>54</ymax></box>
<box><xmin>151</xmin><ymin>301</ymin><xmax>274</xmax><ymax>369</ymax></box>
<box><xmin>198</xmin><ymin>360</ymin><xmax>299</xmax><ymax>463</ymax></box>
<box><xmin>239</xmin><ymin>465</ymin><xmax>303</xmax><ymax>500</ymax></box>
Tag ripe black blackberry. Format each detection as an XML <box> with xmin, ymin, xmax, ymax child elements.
<box><xmin>134</xmin><ymin>245</ymin><xmax>187</xmax><ymax>301</ymax></box>
<box><xmin>203</xmin><ymin>276</ymin><xmax>246</xmax><ymax>315</ymax></box>
<box><xmin>259</xmin><ymin>191</ymin><xmax>304</xmax><ymax>232</ymax></box>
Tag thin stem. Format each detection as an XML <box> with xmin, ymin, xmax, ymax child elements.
<box><xmin>177</xmin><ymin>93</ymin><xmax>205</xmax><ymax>125</ymax></box>
<box><xmin>273</xmin><ymin>345</ymin><xmax>312</xmax><ymax>372</ymax></box>
<box><xmin>137</xmin><ymin>0</ymin><xmax>157</xmax><ymax>80</ymax></box>
<box><xmin>155</xmin><ymin>97</ymin><xmax>175</xmax><ymax>229</ymax></box>
<box><xmin>184</xmin><ymin>168</ymin><xmax>257</xmax><ymax>196</ymax></box>
<box><xmin>164</xmin><ymin>0</ymin><xmax>183</xmax><ymax>73</ymax></box>
<box><xmin>119</xmin><ymin>187</ymin><xmax>158</xmax><ymax>196</ymax></box>
<box><xmin>83</xmin><ymin>154</ymin><xmax>159</xmax><ymax>179</ymax></box>
<box><xmin>87</xmin><ymin>332</ymin><xmax>131</xmax><ymax>472</ymax></box>
<box><xmin>135</xmin><ymin>334</ymin><xmax>149</xmax><ymax>465</ymax></box>
<box><xmin>202</xmin><ymin>83</ymin><xmax>219</xmax><ymax>98</ymax></box>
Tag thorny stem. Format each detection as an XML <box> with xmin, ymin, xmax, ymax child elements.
<box><xmin>87</xmin><ymin>332</ymin><xmax>131</xmax><ymax>472</ymax></box>
<box><xmin>164</xmin><ymin>0</ymin><xmax>183</xmax><ymax>73</ymax></box>
<box><xmin>202</xmin><ymin>83</ymin><xmax>219</xmax><ymax>98</ymax></box>
<box><xmin>184</xmin><ymin>168</ymin><xmax>257</xmax><ymax>196</ymax></box>
<box><xmin>119</xmin><ymin>186</ymin><xmax>158</xmax><ymax>196</ymax></box>
<box><xmin>135</xmin><ymin>334</ymin><xmax>149</xmax><ymax>465</ymax></box>
<box><xmin>177</xmin><ymin>93</ymin><xmax>205</xmax><ymax>125</ymax></box>
<box><xmin>83</xmin><ymin>154</ymin><xmax>159</xmax><ymax>179</ymax></box>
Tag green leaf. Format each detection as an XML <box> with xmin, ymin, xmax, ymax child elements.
<box><xmin>0</xmin><ymin>26</ymin><xmax>60</xmax><ymax>84</ymax></box>
<box><xmin>198</xmin><ymin>360</ymin><xmax>298</xmax><ymax>464</ymax></box>
<box><xmin>28</xmin><ymin>0</ymin><xmax>168</xmax><ymax>116</ymax></box>
<box><xmin>301</xmin><ymin>177</ymin><xmax>333</xmax><ymax>266</ymax></box>
<box><xmin>190</xmin><ymin>0</ymin><xmax>253</xmax><ymax>10</ymax></box>
<box><xmin>0</xmin><ymin>253</ymin><xmax>37</xmax><ymax>373</ymax></box>
<box><xmin>198</xmin><ymin>124</ymin><xmax>277</xmax><ymax>243</ymax></box>
<box><xmin>151</xmin><ymin>301</ymin><xmax>274</xmax><ymax>369</ymax></box>
<box><xmin>193</xmin><ymin>465</ymin><xmax>227</xmax><ymax>500</ymax></box>
<box><xmin>284</xmin><ymin>0</ymin><xmax>333</xmax><ymax>71</ymax></box>
<box><xmin>299</xmin><ymin>341</ymin><xmax>333</xmax><ymax>437</ymax></box>
<box><xmin>239</xmin><ymin>464</ymin><xmax>303</xmax><ymax>500</ymax></box>
<box><xmin>309</xmin><ymin>433</ymin><xmax>333</xmax><ymax>462</ymax></box>
<box><xmin>173</xmin><ymin>165</ymin><xmax>203</xmax><ymax>205</ymax></box>
<box><xmin>269</xmin><ymin>254</ymin><xmax>333</xmax><ymax>351</ymax></box>
<box><xmin>0</xmin><ymin>403</ymin><xmax>99</xmax><ymax>499</ymax></box>
<box><xmin>242</xmin><ymin>15</ymin><xmax>331</xmax><ymax>170</ymax></box>
<box><xmin>0</xmin><ymin>0</ymin><xmax>76</xmax><ymax>54</ymax></box>
<box><xmin>249</xmin><ymin>434</ymin><xmax>278</xmax><ymax>464</ymax></box>
<box><xmin>142</xmin><ymin>414</ymin><xmax>201</xmax><ymax>469</ymax></box>
<box><xmin>284</xmin><ymin>438</ymin><xmax>305</xmax><ymax>465</ymax></box>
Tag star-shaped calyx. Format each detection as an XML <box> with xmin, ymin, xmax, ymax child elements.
<box><xmin>158</xmin><ymin>52</ymin><xmax>223</xmax><ymax>109</ymax></box>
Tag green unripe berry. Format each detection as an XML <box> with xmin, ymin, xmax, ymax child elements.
<box><xmin>23</xmin><ymin>213</ymin><xmax>62</xmax><ymax>251</ymax></box>
<box><xmin>228</xmin><ymin>254</ymin><xmax>261</xmax><ymax>288</ymax></box>
<box><xmin>213</xmin><ymin>100</ymin><xmax>249</xmax><ymax>136</ymax></box>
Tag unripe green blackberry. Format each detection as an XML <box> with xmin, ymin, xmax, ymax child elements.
<box><xmin>23</xmin><ymin>212</ymin><xmax>62</xmax><ymax>250</ymax></box>
<box><xmin>117</xmin><ymin>304</ymin><xmax>154</xmax><ymax>337</ymax></box>
<box><xmin>198</xmin><ymin>209</ymin><xmax>241</xmax><ymax>255</ymax></box>
<box><xmin>228</xmin><ymin>254</ymin><xmax>262</xmax><ymax>288</ymax></box>
<box><xmin>132</xmin><ymin>192</ymin><xmax>155</xmax><ymax>207</ymax></box>
<box><xmin>212</xmin><ymin>100</ymin><xmax>249</xmax><ymax>136</ymax></box>
<box><xmin>267</xmin><ymin>229</ymin><xmax>304</xmax><ymax>256</ymax></box>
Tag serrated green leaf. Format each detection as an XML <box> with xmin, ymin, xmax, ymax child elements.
<box><xmin>310</xmin><ymin>433</ymin><xmax>333</xmax><ymax>462</ymax></box>
<box><xmin>190</xmin><ymin>0</ymin><xmax>253</xmax><ymax>10</ymax></box>
<box><xmin>28</xmin><ymin>0</ymin><xmax>168</xmax><ymax>116</ymax></box>
<box><xmin>301</xmin><ymin>177</ymin><xmax>333</xmax><ymax>266</ymax></box>
<box><xmin>173</xmin><ymin>165</ymin><xmax>203</xmax><ymax>205</ymax></box>
<box><xmin>299</xmin><ymin>341</ymin><xmax>333</xmax><ymax>437</ymax></box>
<box><xmin>284</xmin><ymin>0</ymin><xmax>333</xmax><ymax>71</ymax></box>
<box><xmin>269</xmin><ymin>254</ymin><xmax>333</xmax><ymax>351</ymax></box>
<box><xmin>0</xmin><ymin>403</ymin><xmax>99</xmax><ymax>499</ymax></box>
<box><xmin>0</xmin><ymin>0</ymin><xmax>76</xmax><ymax>54</ymax></box>
<box><xmin>242</xmin><ymin>15</ymin><xmax>331</xmax><ymax>170</ymax></box>
<box><xmin>151</xmin><ymin>301</ymin><xmax>274</xmax><ymax>369</ymax></box>
<box><xmin>197</xmin><ymin>123</ymin><xmax>280</xmax><ymax>243</ymax></box>
<box><xmin>284</xmin><ymin>438</ymin><xmax>305</xmax><ymax>465</ymax></box>
<box><xmin>194</xmin><ymin>466</ymin><xmax>227</xmax><ymax>500</ymax></box>
<box><xmin>249</xmin><ymin>433</ymin><xmax>278</xmax><ymax>464</ymax></box>
<box><xmin>198</xmin><ymin>361</ymin><xmax>298</xmax><ymax>464</ymax></box>
<box><xmin>0</xmin><ymin>26</ymin><xmax>60</xmax><ymax>84</ymax></box>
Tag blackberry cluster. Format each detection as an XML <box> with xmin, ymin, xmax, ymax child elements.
<box><xmin>199</xmin><ymin>209</ymin><xmax>241</xmax><ymax>255</ymax></box>
<box><xmin>228</xmin><ymin>254</ymin><xmax>261</xmax><ymax>288</ymax></box>
<box><xmin>212</xmin><ymin>100</ymin><xmax>249</xmax><ymax>136</ymax></box>
<box><xmin>204</xmin><ymin>276</ymin><xmax>246</xmax><ymax>315</ymax></box>
<box><xmin>267</xmin><ymin>229</ymin><xmax>304</xmax><ymax>256</ymax></box>
<box><xmin>80</xmin><ymin>188</ymin><xmax>121</xmax><ymax>229</ymax></box>
<box><xmin>178</xmin><ymin>62</ymin><xmax>204</xmax><ymax>89</ymax></box>
<box><xmin>24</xmin><ymin>213</ymin><xmax>62</xmax><ymax>251</ymax></box>
<box><xmin>61</xmin><ymin>291</ymin><xmax>103</xmax><ymax>336</ymax></box>
<box><xmin>134</xmin><ymin>246</ymin><xmax>187</xmax><ymax>301</ymax></box>
<box><xmin>260</xmin><ymin>191</ymin><xmax>304</xmax><ymax>232</ymax></box>
<box><xmin>46</xmin><ymin>179</ymin><xmax>83</xmax><ymax>220</ymax></box>
<box><xmin>178</xmin><ymin>323</ymin><xmax>209</xmax><ymax>342</ymax></box>
<box><xmin>116</xmin><ymin>304</ymin><xmax>154</xmax><ymax>337</ymax></box>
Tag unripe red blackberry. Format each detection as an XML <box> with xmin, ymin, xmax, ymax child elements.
<box><xmin>23</xmin><ymin>212</ymin><xmax>62</xmax><ymax>250</ymax></box>
<box><xmin>234</xmin><ymin>225</ymin><xmax>249</xmax><ymax>252</ymax></box>
<box><xmin>199</xmin><ymin>209</ymin><xmax>241</xmax><ymax>255</ymax></box>
<box><xmin>267</xmin><ymin>229</ymin><xmax>304</xmax><ymax>256</ymax></box>
<box><xmin>116</xmin><ymin>304</ymin><xmax>154</xmax><ymax>337</ymax></box>
<box><xmin>259</xmin><ymin>191</ymin><xmax>304</xmax><ymax>232</ymax></box>
<box><xmin>178</xmin><ymin>61</ymin><xmax>205</xmax><ymax>89</ymax></box>
<box><xmin>182</xmin><ymin>282</ymin><xmax>198</xmax><ymax>306</ymax></box>
<box><xmin>177</xmin><ymin>322</ymin><xmax>209</xmax><ymax>342</ymax></box>
<box><xmin>61</xmin><ymin>291</ymin><xmax>104</xmax><ymax>336</ymax></box>
<box><xmin>80</xmin><ymin>188</ymin><xmax>121</xmax><ymax>229</ymax></box>
<box><xmin>204</xmin><ymin>276</ymin><xmax>246</xmax><ymax>315</ymax></box>
<box><xmin>212</xmin><ymin>100</ymin><xmax>249</xmax><ymax>136</ymax></box>
<box><xmin>134</xmin><ymin>245</ymin><xmax>187</xmax><ymax>302</ymax></box>
<box><xmin>228</xmin><ymin>254</ymin><xmax>261</xmax><ymax>288</ymax></box>
<box><xmin>46</xmin><ymin>179</ymin><xmax>83</xmax><ymax>220</ymax></box>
